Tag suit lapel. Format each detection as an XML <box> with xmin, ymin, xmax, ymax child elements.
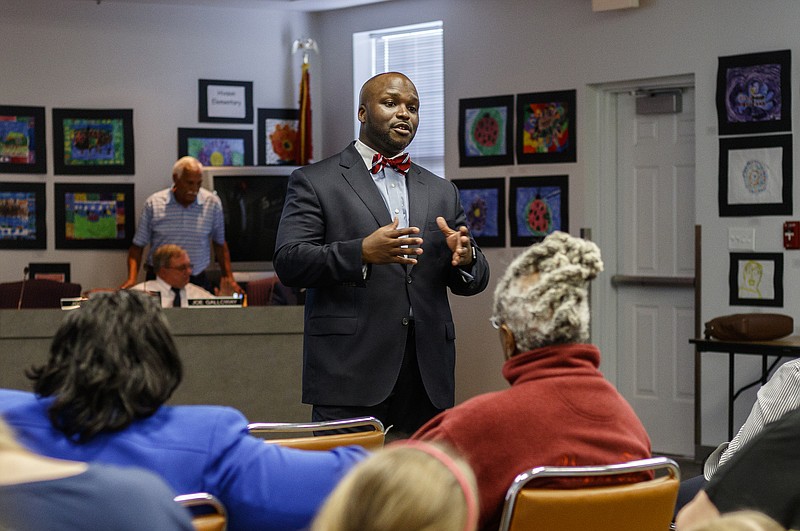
<box><xmin>406</xmin><ymin>165</ymin><xmax>428</xmax><ymax>231</ymax></box>
<box><xmin>340</xmin><ymin>144</ymin><xmax>393</xmax><ymax>227</ymax></box>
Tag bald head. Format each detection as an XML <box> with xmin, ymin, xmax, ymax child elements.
<box><xmin>357</xmin><ymin>72</ymin><xmax>420</xmax><ymax>156</ymax></box>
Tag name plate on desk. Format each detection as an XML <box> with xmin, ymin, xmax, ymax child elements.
<box><xmin>187</xmin><ymin>297</ymin><xmax>244</xmax><ymax>308</ymax></box>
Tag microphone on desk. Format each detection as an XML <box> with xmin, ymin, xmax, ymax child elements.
<box><xmin>17</xmin><ymin>266</ymin><xmax>30</xmax><ymax>310</ymax></box>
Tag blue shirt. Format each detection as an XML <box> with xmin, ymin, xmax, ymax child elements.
<box><xmin>0</xmin><ymin>464</ymin><xmax>194</xmax><ymax>531</ymax></box>
<box><xmin>0</xmin><ymin>389</ymin><xmax>368</xmax><ymax>531</ymax></box>
<box><xmin>132</xmin><ymin>187</ymin><xmax>225</xmax><ymax>274</ymax></box>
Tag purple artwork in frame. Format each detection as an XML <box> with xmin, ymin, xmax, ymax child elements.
<box><xmin>717</xmin><ymin>49</ymin><xmax>791</xmax><ymax>135</ymax></box>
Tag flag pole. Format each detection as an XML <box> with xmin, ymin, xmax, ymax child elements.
<box><xmin>291</xmin><ymin>37</ymin><xmax>318</xmax><ymax>166</ymax></box>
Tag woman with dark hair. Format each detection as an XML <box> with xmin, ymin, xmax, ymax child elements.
<box><xmin>0</xmin><ymin>290</ymin><xmax>367</xmax><ymax>531</ymax></box>
<box><xmin>29</xmin><ymin>288</ymin><xmax>182</xmax><ymax>441</ymax></box>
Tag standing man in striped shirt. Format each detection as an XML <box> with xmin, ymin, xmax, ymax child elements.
<box><xmin>120</xmin><ymin>156</ymin><xmax>242</xmax><ymax>294</ymax></box>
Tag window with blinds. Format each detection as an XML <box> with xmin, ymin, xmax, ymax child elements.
<box><xmin>353</xmin><ymin>21</ymin><xmax>444</xmax><ymax>177</ymax></box>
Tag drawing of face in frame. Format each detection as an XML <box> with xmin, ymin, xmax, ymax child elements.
<box><xmin>729</xmin><ymin>252</ymin><xmax>783</xmax><ymax>307</ymax></box>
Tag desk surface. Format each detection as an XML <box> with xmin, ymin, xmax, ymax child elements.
<box><xmin>690</xmin><ymin>336</ymin><xmax>800</xmax><ymax>355</ymax></box>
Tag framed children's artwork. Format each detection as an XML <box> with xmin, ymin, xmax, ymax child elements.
<box><xmin>257</xmin><ymin>108</ymin><xmax>299</xmax><ymax>166</ymax></box>
<box><xmin>516</xmin><ymin>90</ymin><xmax>576</xmax><ymax>164</ymax></box>
<box><xmin>198</xmin><ymin>79</ymin><xmax>254</xmax><ymax>124</ymax></box>
<box><xmin>716</xmin><ymin>49</ymin><xmax>791</xmax><ymax>136</ymax></box>
<box><xmin>729</xmin><ymin>252</ymin><xmax>783</xmax><ymax>307</ymax></box>
<box><xmin>28</xmin><ymin>262</ymin><xmax>71</xmax><ymax>283</ymax></box>
<box><xmin>0</xmin><ymin>105</ymin><xmax>47</xmax><ymax>174</ymax></box>
<box><xmin>0</xmin><ymin>182</ymin><xmax>46</xmax><ymax>249</ymax></box>
<box><xmin>54</xmin><ymin>182</ymin><xmax>135</xmax><ymax>249</ymax></box>
<box><xmin>452</xmin><ymin>177</ymin><xmax>506</xmax><ymax>247</ymax></box>
<box><xmin>177</xmin><ymin>127</ymin><xmax>253</xmax><ymax>167</ymax></box>
<box><xmin>458</xmin><ymin>95</ymin><xmax>514</xmax><ymax>167</ymax></box>
<box><xmin>718</xmin><ymin>134</ymin><xmax>792</xmax><ymax>217</ymax></box>
<box><xmin>52</xmin><ymin>108</ymin><xmax>135</xmax><ymax>175</ymax></box>
<box><xmin>509</xmin><ymin>175</ymin><xmax>568</xmax><ymax>246</ymax></box>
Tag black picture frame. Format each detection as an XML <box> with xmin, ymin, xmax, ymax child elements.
<box><xmin>452</xmin><ymin>177</ymin><xmax>506</xmax><ymax>247</ymax></box>
<box><xmin>729</xmin><ymin>252</ymin><xmax>783</xmax><ymax>307</ymax></box>
<box><xmin>0</xmin><ymin>105</ymin><xmax>47</xmax><ymax>174</ymax></box>
<box><xmin>718</xmin><ymin>134</ymin><xmax>792</xmax><ymax>217</ymax></box>
<box><xmin>257</xmin><ymin>108</ymin><xmax>299</xmax><ymax>166</ymax></box>
<box><xmin>198</xmin><ymin>79</ymin><xmax>254</xmax><ymax>124</ymax></box>
<box><xmin>458</xmin><ymin>95</ymin><xmax>514</xmax><ymax>167</ymax></box>
<box><xmin>177</xmin><ymin>127</ymin><xmax>253</xmax><ymax>167</ymax></box>
<box><xmin>203</xmin><ymin>166</ymin><xmax>293</xmax><ymax>264</ymax></box>
<box><xmin>54</xmin><ymin>182</ymin><xmax>135</xmax><ymax>249</ymax></box>
<box><xmin>516</xmin><ymin>89</ymin><xmax>577</xmax><ymax>164</ymax></box>
<box><xmin>508</xmin><ymin>175</ymin><xmax>569</xmax><ymax>247</ymax></box>
<box><xmin>0</xmin><ymin>181</ymin><xmax>46</xmax><ymax>249</ymax></box>
<box><xmin>28</xmin><ymin>262</ymin><xmax>71</xmax><ymax>283</ymax></box>
<box><xmin>52</xmin><ymin>108</ymin><xmax>134</xmax><ymax>175</ymax></box>
<box><xmin>716</xmin><ymin>49</ymin><xmax>791</xmax><ymax>136</ymax></box>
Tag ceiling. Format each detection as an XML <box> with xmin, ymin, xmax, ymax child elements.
<box><xmin>83</xmin><ymin>0</ymin><xmax>395</xmax><ymax>11</ymax></box>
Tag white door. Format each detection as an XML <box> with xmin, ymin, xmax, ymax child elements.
<box><xmin>615</xmin><ymin>89</ymin><xmax>696</xmax><ymax>456</ymax></box>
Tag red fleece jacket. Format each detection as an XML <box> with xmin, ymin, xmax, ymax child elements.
<box><xmin>412</xmin><ymin>343</ymin><xmax>652</xmax><ymax>531</ymax></box>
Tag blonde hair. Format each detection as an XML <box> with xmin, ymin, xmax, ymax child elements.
<box><xmin>0</xmin><ymin>417</ymin><xmax>23</xmax><ymax>451</ymax></box>
<box><xmin>311</xmin><ymin>441</ymin><xmax>478</xmax><ymax>531</ymax></box>
<box><xmin>682</xmin><ymin>510</ymin><xmax>786</xmax><ymax>531</ymax></box>
<box><xmin>492</xmin><ymin>231</ymin><xmax>603</xmax><ymax>352</ymax></box>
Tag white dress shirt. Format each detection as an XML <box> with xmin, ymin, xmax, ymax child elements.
<box><xmin>130</xmin><ymin>276</ymin><xmax>214</xmax><ymax>308</ymax></box>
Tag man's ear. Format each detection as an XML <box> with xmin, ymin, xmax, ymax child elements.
<box><xmin>357</xmin><ymin>105</ymin><xmax>367</xmax><ymax>124</ymax></box>
<box><xmin>499</xmin><ymin>324</ymin><xmax>517</xmax><ymax>360</ymax></box>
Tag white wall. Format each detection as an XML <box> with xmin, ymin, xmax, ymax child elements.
<box><xmin>1</xmin><ymin>0</ymin><xmax>313</xmax><ymax>289</ymax></box>
<box><xmin>314</xmin><ymin>0</ymin><xmax>800</xmax><ymax>447</ymax></box>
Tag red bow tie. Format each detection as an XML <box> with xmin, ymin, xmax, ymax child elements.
<box><xmin>371</xmin><ymin>152</ymin><xmax>411</xmax><ymax>176</ymax></box>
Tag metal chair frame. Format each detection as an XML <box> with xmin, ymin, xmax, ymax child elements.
<box><xmin>498</xmin><ymin>456</ymin><xmax>680</xmax><ymax>531</ymax></box>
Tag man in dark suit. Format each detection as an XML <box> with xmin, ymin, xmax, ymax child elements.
<box><xmin>274</xmin><ymin>72</ymin><xmax>490</xmax><ymax>437</ymax></box>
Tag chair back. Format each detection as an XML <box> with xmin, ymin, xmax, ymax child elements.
<box><xmin>498</xmin><ymin>456</ymin><xmax>680</xmax><ymax>531</ymax></box>
<box><xmin>175</xmin><ymin>492</ymin><xmax>227</xmax><ymax>531</ymax></box>
<box><xmin>0</xmin><ymin>279</ymin><xmax>82</xmax><ymax>309</ymax></box>
<box><xmin>247</xmin><ymin>416</ymin><xmax>385</xmax><ymax>451</ymax></box>
<box><xmin>244</xmin><ymin>275</ymin><xmax>296</xmax><ymax>306</ymax></box>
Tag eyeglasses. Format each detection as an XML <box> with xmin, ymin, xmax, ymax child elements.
<box><xmin>489</xmin><ymin>316</ymin><xmax>502</xmax><ymax>330</ymax></box>
<box><xmin>166</xmin><ymin>263</ymin><xmax>193</xmax><ymax>272</ymax></box>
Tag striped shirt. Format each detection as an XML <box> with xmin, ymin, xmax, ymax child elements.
<box><xmin>704</xmin><ymin>358</ymin><xmax>800</xmax><ymax>479</ymax></box>
<box><xmin>132</xmin><ymin>187</ymin><xmax>225</xmax><ymax>275</ymax></box>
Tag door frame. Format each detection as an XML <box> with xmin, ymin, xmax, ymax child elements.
<box><xmin>585</xmin><ymin>74</ymin><xmax>695</xmax><ymax>386</ymax></box>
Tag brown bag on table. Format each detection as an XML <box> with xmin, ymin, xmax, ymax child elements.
<box><xmin>704</xmin><ymin>313</ymin><xmax>794</xmax><ymax>341</ymax></box>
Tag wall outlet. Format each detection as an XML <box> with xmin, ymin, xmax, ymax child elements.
<box><xmin>728</xmin><ymin>227</ymin><xmax>755</xmax><ymax>250</ymax></box>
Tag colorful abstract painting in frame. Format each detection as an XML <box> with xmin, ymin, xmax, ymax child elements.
<box><xmin>716</xmin><ymin>49</ymin><xmax>791</xmax><ymax>136</ymax></box>
<box><xmin>458</xmin><ymin>95</ymin><xmax>514</xmax><ymax>167</ymax></box>
<box><xmin>509</xmin><ymin>175</ymin><xmax>568</xmax><ymax>246</ymax></box>
<box><xmin>516</xmin><ymin>90</ymin><xmax>576</xmax><ymax>164</ymax></box>
<box><xmin>54</xmin><ymin>183</ymin><xmax>134</xmax><ymax>249</ymax></box>
<box><xmin>718</xmin><ymin>134</ymin><xmax>792</xmax><ymax>217</ymax></box>
<box><xmin>0</xmin><ymin>182</ymin><xmax>46</xmax><ymax>249</ymax></box>
<box><xmin>53</xmin><ymin>108</ymin><xmax>134</xmax><ymax>175</ymax></box>
<box><xmin>0</xmin><ymin>105</ymin><xmax>47</xmax><ymax>174</ymax></box>
<box><xmin>452</xmin><ymin>177</ymin><xmax>506</xmax><ymax>247</ymax></box>
<box><xmin>178</xmin><ymin>128</ymin><xmax>253</xmax><ymax>167</ymax></box>
<box><xmin>729</xmin><ymin>252</ymin><xmax>783</xmax><ymax>307</ymax></box>
<box><xmin>257</xmin><ymin>108</ymin><xmax>299</xmax><ymax>165</ymax></box>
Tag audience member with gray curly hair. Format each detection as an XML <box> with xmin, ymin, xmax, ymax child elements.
<box><xmin>492</xmin><ymin>230</ymin><xmax>603</xmax><ymax>351</ymax></box>
<box><xmin>413</xmin><ymin>231</ymin><xmax>652</xmax><ymax>531</ymax></box>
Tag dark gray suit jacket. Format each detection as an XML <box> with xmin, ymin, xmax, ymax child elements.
<box><xmin>274</xmin><ymin>143</ymin><xmax>489</xmax><ymax>409</ymax></box>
